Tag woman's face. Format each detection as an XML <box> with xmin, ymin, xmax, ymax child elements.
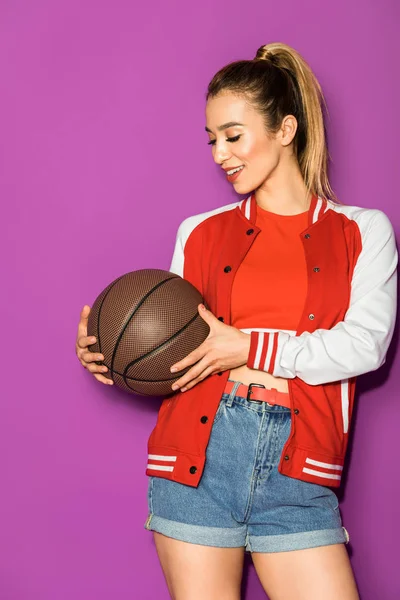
<box><xmin>205</xmin><ymin>91</ymin><xmax>290</xmax><ymax>194</ymax></box>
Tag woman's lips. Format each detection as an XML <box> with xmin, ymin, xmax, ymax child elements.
<box><xmin>226</xmin><ymin>166</ymin><xmax>244</xmax><ymax>183</ymax></box>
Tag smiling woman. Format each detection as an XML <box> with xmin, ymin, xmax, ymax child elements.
<box><xmin>75</xmin><ymin>40</ymin><xmax>397</xmax><ymax>600</ymax></box>
<box><xmin>140</xmin><ymin>41</ymin><xmax>397</xmax><ymax>600</ymax></box>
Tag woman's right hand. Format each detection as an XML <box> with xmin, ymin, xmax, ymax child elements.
<box><xmin>75</xmin><ymin>305</ymin><xmax>114</xmax><ymax>385</ymax></box>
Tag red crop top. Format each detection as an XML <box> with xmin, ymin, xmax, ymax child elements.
<box><xmin>231</xmin><ymin>202</ymin><xmax>309</xmax><ymax>331</ymax></box>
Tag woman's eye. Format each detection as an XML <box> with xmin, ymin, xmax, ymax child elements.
<box><xmin>207</xmin><ymin>135</ymin><xmax>241</xmax><ymax>146</ymax></box>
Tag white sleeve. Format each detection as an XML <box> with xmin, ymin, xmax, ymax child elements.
<box><xmin>247</xmin><ymin>210</ymin><xmax>398</xmax><ymax>385</ymax></box>
<box><xmin>168</xmin><ymin>222</ymin><xmax>185</xmax><ymax>277</ymax></box>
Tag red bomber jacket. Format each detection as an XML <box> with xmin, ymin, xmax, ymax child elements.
<box><xmin>146</xmin><ymin>194</ymin><xmax>398</xmax><ymax>488</ymax></box>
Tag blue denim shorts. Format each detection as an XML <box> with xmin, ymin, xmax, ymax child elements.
<box><xmin>144</xmin><ymin>380</ymin><xmax>349</xmax><ymax>552</ymax></box>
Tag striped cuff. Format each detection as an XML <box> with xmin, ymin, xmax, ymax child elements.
<box><xmin>246</xmin><ymin>331</ymin><xmax>279</xmax><ymax>374</ymax></box>
<box><xmin>247</xmin><ymin>331</ymin><xmax>293</xmax><ymax>377</ymax></box>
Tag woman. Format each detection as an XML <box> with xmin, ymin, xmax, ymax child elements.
<box><xmin>75</xmin><ymin>42</ymin><xmax>398</xmax><ymax>599</ymax></box>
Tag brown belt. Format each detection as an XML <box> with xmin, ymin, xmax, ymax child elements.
<box><xmin>224</xmin><ymin>380</ymin><xmax>291</xmax><ymax>409</ymax></box>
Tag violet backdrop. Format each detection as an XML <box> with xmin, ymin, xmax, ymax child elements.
<box><xmin>1</xmin><ymin>0</ymin><xmax>399</xmax><ymax>598</ymax></box>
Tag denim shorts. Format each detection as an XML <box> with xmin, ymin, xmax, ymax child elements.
<box><xmin>144</xmin><ymin>380</ymin><xmax>349</xmax><ymax>552</ymax></box>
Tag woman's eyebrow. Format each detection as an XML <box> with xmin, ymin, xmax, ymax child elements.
<box><xmin>205</xmin><ymin>122</ymin><xmax>245</xmax><ymax>133</ymax></box>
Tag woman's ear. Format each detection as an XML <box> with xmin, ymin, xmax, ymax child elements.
<box><xmin>280</xmin><ymin>114</ymin><xmax>298</xmax><ymax>147</ymax></box>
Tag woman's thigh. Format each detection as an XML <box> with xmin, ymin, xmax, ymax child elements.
<box><xmin>153</xmin><ymin>531</ymin><xmax>245</xmax><ymax>600</ymax></box>
<box><xmin>251</xmin><ymin>543</ymin><xmax>359</xmax><ymax>600</ymax></box>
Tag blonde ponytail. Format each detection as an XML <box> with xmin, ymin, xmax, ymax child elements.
<box><xmin>256</xmin><ymin>43</ymin><xmax>336</xmax><ymax>202</ymax></box>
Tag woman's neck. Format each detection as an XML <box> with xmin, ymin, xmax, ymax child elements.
<box><xmin>254</xmin><ymin>158</ymin><xmax>312</xmax><ymax>215</ymax></box>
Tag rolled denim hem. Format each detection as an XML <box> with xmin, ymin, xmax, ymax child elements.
<box><xmin>144</xmin><ymin>513</ymin><xmax>246</xmax><ymax>548</ymax></box>
<box><xmin>247</xmin><ymin>526</ymin><xmax>349</xmax><ymax>553</ymax></box>
<box><xmin>144</xmin><ymin>514</ymin><xmax>349</xmax><ymax>553</ymax></box>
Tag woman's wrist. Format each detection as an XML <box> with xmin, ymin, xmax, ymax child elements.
<box><xmin>239</xmin><ymin>331</ymin><xmax>252</xmax><ymax>365</ymax></box>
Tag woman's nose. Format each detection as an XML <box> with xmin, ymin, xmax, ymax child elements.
<box><xmin>213</xmin><ymin>144</ymin><xmax>231</xmax><ymax>165</ymax></box>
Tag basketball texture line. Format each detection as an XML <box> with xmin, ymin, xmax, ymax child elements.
<box><xmin>95</xmin><ymin>274</ymin><xmax>125</xmax><ymax>360</ymax></box>
<box><xmin>97</xmin><ymin>311</ymin><xmax>201</xmax><ymax>383</ymax></box>
<box><xmin>122</xmin><ymin>311</ymin><xmax>203</xmax><ymax>387</ymax></box>
<box><xmin>109</xmin><ymin>275</ymin><xmax>179</xmax><ymax>377</ymax></box>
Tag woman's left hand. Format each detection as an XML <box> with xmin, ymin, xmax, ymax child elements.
<box><xmin>170</xmin><ymin>304</ymin><xmax>251</xmax><ymax>392</ymax></box>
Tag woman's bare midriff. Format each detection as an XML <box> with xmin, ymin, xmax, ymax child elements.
<box><xmin>228</xmin><ymin>364</ymin><xmax>289</xmax><ymax>393</ymax></box>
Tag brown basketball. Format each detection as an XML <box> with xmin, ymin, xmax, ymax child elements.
<box><xmin>86</xmin><ymin>269</ymin><xmax>210</xmax><ymax>396</ymax></box>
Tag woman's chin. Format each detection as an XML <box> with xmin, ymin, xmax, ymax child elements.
<box><xmin>235</xmin><ymin>187</ymin><xmax>254</xmax><ymax>197</ymax></box>
<box><xmin>231</xmin><ymin>179</ymin><xmax>253</xmax><ymax>195</ymax></box>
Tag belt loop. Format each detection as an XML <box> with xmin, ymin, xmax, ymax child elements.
<box><xmin>227</xmin><ymin>380</ymin><xmax>240</xmax><ymax>407</ymax></box>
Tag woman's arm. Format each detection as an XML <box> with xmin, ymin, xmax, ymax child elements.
<box><xmin>247</xmin><ymin>210</ymin><xmax>398</xmax><ymax>385</ymax></box>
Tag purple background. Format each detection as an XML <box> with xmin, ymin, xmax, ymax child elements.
<box><xmin>1</xmin><ymin>1</ymin><xmax>399</xmax><ymax>598</ymax></box>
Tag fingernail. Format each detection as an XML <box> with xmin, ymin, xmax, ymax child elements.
<box><xmin>172</xmin><ymin>384</ymin><xmax>179</xmax><ymax>390</ymax></box>
<box><xmin>170</xmin><ymin>367</ymin><xmax>178</xmax><ymax>373</ymax></box>
<box><xmin>181</xmin><ymin>387</ymin><xmax>187</xmax><ymax>392</ymax></box>
<box><xmin>200</xmin><ymin>304</ymin><xmax>205</xmax><ymax>310</ymax></box>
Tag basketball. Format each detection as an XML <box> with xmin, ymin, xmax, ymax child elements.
<box><xmin>86</xmin><ymin>269</ymin><xmax>210</xmax><ymax>396</ymax></box>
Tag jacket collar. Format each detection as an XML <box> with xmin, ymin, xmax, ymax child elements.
<box><xmin>239</xmin><ymin>193</ymin><xmax>330</xmax><ymax>226</ymax></box>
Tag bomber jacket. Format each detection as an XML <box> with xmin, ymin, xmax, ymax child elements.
<box><xmin>146</xmin><ymin>194</ymin><xmax>398</xmax><ymax>488</ymax></box>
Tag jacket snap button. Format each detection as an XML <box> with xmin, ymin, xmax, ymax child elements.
<box><xmin>313</xmin><ymin>267</ymin><xmax>320</xmax><ymax>272</ymax></box>
<box><xmin>304</xmin><ymin>233</ymin><xmax>311</xmax><ymax>239</ymax></box>
<box><xmin>284</xmin><ymin>455</ymin><xmax>290</xmax><ymax>461</ymax></box>
<box><xmin>308</xmin><ymin>313</ymin><xmax>315</xmax><ymax>320</ymax></box>
<box><xmin>294</xmin><ymin>408</ymin><xmax>300</xmax><ymax>415</ymax></box>
<box><xmin>189</xmin><ymin>466</ymin><xmax>197</xmax><ymax>474</ymax></box>
<box><xmin>200</xmin><ymin>416</ymin><xmax>208</xmax><ymax>424</ymax></box>
<box><xmin>224</xmin><ymin>266</ymin><xmax>232</xmax><ymax>273</ymax></box>
<box><xmin>218</xmin><ymin>316</ymin><xmax>224</xmax><ymax>322</ymax></box>
<box><xmin>246</xmin><ymin>228</ymin><xmax>254</xmax><ymax>235</ymax></box>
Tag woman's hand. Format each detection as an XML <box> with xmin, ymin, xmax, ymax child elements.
<box><xmin>170</xmin><ymin>304</ymin><xmax>250</xmax><ymax>392</ymax></box>
<box><xmin>75</xmin><ymin>305</ymin><xmax>113</xmax><ymax>385</ymax></box>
